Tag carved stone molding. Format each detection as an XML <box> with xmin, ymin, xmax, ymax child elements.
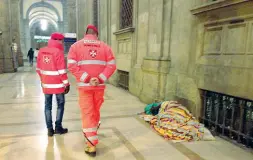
<box><xmin>191</xmin><ymin>0</ymin><xmax>249</xmax><ymax>15</ymax></box>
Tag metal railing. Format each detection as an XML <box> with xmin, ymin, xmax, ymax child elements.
<box><xmin>200</xmin><ymin>90</ymin><xmax>253</xmax><ymax>148</ymax></box>
<box><xmin>118</xmin><ymin>70</ymin><xmax>129</xmax><ymax>90</ymax></box>
<box><xmin>120</xmin><ymin>0</ymin><xmax>133</xmax><ymax>29</ymax></box>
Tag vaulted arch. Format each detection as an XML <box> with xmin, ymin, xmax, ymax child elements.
<box><xmin>29</xmin><ymin>16</ymin><xmax>58</xmax><ymax>30</ymax></box>
<box><xmin>25</xmin><ymin>1</ymin><xmax>61</xmax><ymax>21</ymax></box>
<box><xmin>29</xmin><ymin>10</ymin><xmax>58</xmax><ymax>22</ymax></box>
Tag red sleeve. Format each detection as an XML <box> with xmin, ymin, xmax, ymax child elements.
<box><xmin>98</xmin><ymin>45</ymin><xmax>116</xmax><ymax>83</ymax></box>
<box><xmin>56</xmin><ymin>51</ymin><xmax>70</xmax><ymax>86</ymax></box>
<box><xmin>67</xmin><ymin>45</ymin><xmax>90</xmax><ymax>83</ymax></box>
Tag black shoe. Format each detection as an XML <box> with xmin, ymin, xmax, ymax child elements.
<box><xmin>55</xmin><ymin>127</ymin><xmax>68</xmax><ymax>135</ymax></box>
<box><xmin>48</xmin><ymin>128</ymin><xmax>54</xmax><ymax>137</ymax></box>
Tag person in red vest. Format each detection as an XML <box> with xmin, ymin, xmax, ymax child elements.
<box><xmin>36</xmin><ymin>32</ymin><xmax>70</xmax><ymax>137</ymax></box>
<box><xmin>68</xmin><ymin>24</ymin><xmax>116</xmax><ymax>156</ymax></box>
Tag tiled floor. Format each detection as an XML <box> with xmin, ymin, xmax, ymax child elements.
<box><xmin>0</xmin><ymin>63</ymin><xmax>252</xmax><ymax>160</ymax></box>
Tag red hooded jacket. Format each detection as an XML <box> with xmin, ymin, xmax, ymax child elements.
<box><xmin>36</xmin><ymin>39</ymin><xmax>70</xmax><ymax>94</ymax></box>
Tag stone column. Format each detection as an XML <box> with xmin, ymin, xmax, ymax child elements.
<box><xmin>24</xmin><ymin>19</ymin><xmax>31</xmax><ymax>59</ymax></box>
<box><xmin>0</xmin><ymin>31</ymin><xmax>3</xmax><ymax>73</ymax></box>
<box><xmin>67</xmin><ymin>0</ymin><xmax>77</xmax><ymax>33</ymax></box>
<box><xmin>139</xmin><ymin>0</ymin><xmax>171</xmax><ymax>103</ymax></box>
<box><xmin>11</xmin><ymin>0</ymin><xmax>23</xmax><ymax>66</ymax></box>
<box><xmin>62</xmin><ymin>0</ymin><xmax>68</xmax><ymax>33</ymax></box>
<box><xmin>0</xmin><ymin>0</ymin><xmax>5</xmax><ymax>73</ymax></box>
<box><xmin>76</xmin><ymin>0</ymin><xmax>86</xmax><ymax>39</ymax></box>
<box><xmin>1</xmin><ymin>0</ymin><xmax>16</xmax><ymax>72</ymax></box>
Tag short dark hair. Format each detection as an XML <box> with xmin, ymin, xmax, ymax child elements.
<box><xmin>86</xmin><ymin>29</ymin><xmax>97</xmax><ymax>35</ymax></box>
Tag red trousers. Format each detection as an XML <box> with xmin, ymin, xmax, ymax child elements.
<box><xmin>78</xmin><ymin>89</ymin><xmax>104</xmax><ymax>147</ymax></box>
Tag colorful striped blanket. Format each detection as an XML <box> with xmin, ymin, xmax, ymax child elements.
<box><xmin>140</xmin><ymin>101</ymin><xmax>205</xmax><ymax>142</ymax></box>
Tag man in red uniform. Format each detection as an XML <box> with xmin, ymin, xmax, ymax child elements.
<box><xmin>36</xmin><ymin>32</ymin><xmax>70</xmax><ymax>137</ymax></box>
<box><xmin>68</xmin><ymin>24</ymin><xmax>116</xmax><ymax>156</ymax></box>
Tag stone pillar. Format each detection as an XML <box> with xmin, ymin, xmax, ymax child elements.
<box><xmin>0</xmin><ymin>0</ymin><xmax>17</xmax><ymax>72</ymax></box>
<box><xmin>11</xmin><ymin>0</ymin><xmax>23</xmax><ymax>66</ymax></box>
<box><xmin>139</xmin><ymin>0</ymin><xmax>171</xmax><ymax>103</ymax></box>
<box><xmin>0</xmin><ymin>31</ymin><xmax>3</xmax><ymax>73</ymax></box>
<box><xmin>67</xmin><ymin>0</ymin><xmax>77</xmax><ymax>33</ymax></box>
<box><xmin>62</xmin><ymin>0</ymin><xmax>68</xmax><ymax>33</ymax></box>
<box><xmin>24</xmin><ymin>19</ymin><xmax>31</xmax><ymax>59</ymax></box>
<box><xmin>0</xmin><ymin>0</ymin><xmax>24</xmax><ymax>73</ymax></box>
<box><xmin>0</xmin><ymin>0</ymin><xmax>4</xmax><ymax>73</ymax></box>
<box><xmin>76</xmin><ymin>0</ymin><xmax>87</xmax><ymax>39</ymax></box>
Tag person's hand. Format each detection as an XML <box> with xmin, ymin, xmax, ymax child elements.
<box><xmin>89</xmin><ymin>77</ymin><xmax>99</xmax><ymax>86</ymax></box>
<box><xmin>64</xmin><ymin>85</ymin><xmax>70</xmax><ymax>94</ymax></box>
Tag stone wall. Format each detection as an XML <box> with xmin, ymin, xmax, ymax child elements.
<box><xmin>76</xmin><ymin>0</ymin><xmax>253</xmax><ymax>117</ymax></box>
<box><xmin>0</xmin><ymin>0</ymin><xmax>23</xmax><ymax>73</ymax></box>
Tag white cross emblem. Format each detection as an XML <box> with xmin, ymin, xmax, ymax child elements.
<box><xmin>43</xmin><ymin>56</ymin><xmax>51</xmax><ymax>64</ymax></box>
<box><xmin>89</xmin><ymin>50</ymin><xmax>97</xmax><ymax>58</ymax></box>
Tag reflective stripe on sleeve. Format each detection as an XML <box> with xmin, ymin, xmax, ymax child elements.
<box><xmin>58</xmin><ymin>69</ymin><xmax>67</xmax><ymax>74</ymax></box>
<box><xmin>80</xmin><ymin>72</ymin><xmax>88</xmax><ymax>82</ymax></box>
<box><xmin>63</xmin><ymin>80</ymin><xmax>69</xmax><ymax>84</ymax></box>
<box><xmin>107</xmin><ymin>59</ymin><xmax>116</xmax><ymax>65</ymax></box>
<box><xmin>99</xmin><ymin>73</ymin><xmax>107</xmax><ymax>82</ymax></box>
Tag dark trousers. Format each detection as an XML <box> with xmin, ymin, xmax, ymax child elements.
<box><xmin>45</xmin><ymin>94</ymin><xmax>65</xmax><ymax>129</ymax></box>
<box><xmin>29</xmin><ymin>57</ymin><xmax>33</xmax><ymax>66</ymax></box>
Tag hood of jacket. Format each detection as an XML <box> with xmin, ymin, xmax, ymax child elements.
<box><xmin>47</xmin><ymin>39</ymin><xmax>64</xmax><ymax>51</ymax></box>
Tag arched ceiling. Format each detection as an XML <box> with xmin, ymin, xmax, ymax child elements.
<box><xmin>29</xmin><ymin>16</ymin><xmax>58</xmax><ymax>29</ymax></box>
<box><xmin>22</xmin><ymin>0</ymin><xmax>63</xmax><ymax>20</ymax></box>
<box><xmin>29</xmin><ymin>9</ymin><xmax>58</xmax><ymax>21</ymax></box>
<box><xmin>21</xmin><ymin>0</ymin><xmax>63</xmax><ymax>30</ymax></box>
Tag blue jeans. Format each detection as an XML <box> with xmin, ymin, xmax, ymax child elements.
<box><xmin>45</xmin><ymin>94</ymin><xmax>65</xmax><ymax>129</ymax></box>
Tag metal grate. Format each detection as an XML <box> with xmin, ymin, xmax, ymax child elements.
<box><xmin>120</xmin><ymin>0</ymin><xmax>133</xmax><ymax>29</ymax></box>
<box><xmin>93</xmin><ymin>0</ymin><xmax>99</xmax><ymax>28</ymax></box>
<box><xmin>118</xmin><ymin>70</ymin><xmax>129</xmax><ymax>90</ymax></box>
<box><xmin>200</xmin><ymin>90</ymin><xmax>253</xmax><ymax>148</ymax></box>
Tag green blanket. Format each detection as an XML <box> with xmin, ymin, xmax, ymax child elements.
<box><xmin>144</xmin><ymin>102</ymin><xmax>162</xmax><ymax>115</ymax></box>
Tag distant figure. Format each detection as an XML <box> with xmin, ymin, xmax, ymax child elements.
<box><xmin>27</xmin><ymin>48</ymin><xmax>34</xmax><ymax>66</ymax></box>
<box><xmin>35</xmin><ymin>48</ymin><xmax>39</xmax><ymax>61</ymax></box>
